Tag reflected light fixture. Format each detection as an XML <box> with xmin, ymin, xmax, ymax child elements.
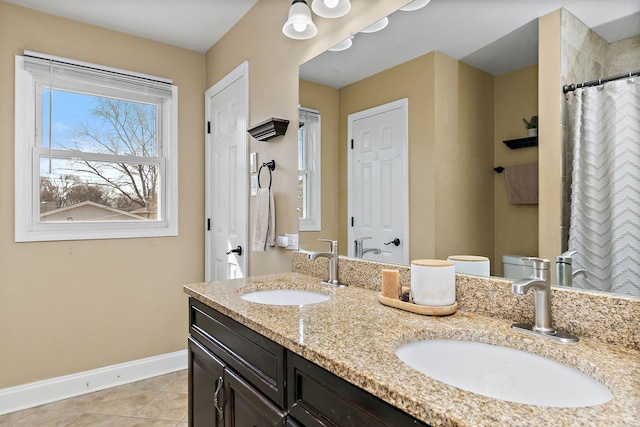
<box><xmin>283</xmin><ymin>0</ymin><xmax>318</xmax><ymax>40</ymax></box>
<box><xmin>328</xmin><ymin>36</ymin><xmax>353</xmax><ymax>52</ymax></box>
<box><xmin>360</xmin><ymin>16</ymin><xmax>389</xmax><ymax>33</ymax></box>
<box><xmin>400</xmin><ymin>0</ymin><xmax>431</xmax><ymax>12</ymax></box>
<box><xmin>311</xmin><ymin>0</ymin><xmax>351</xmax><ymax>18</ymax></box>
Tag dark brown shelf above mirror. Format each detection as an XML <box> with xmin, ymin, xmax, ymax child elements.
<box><xmin>503</xmin><ymin>136</ymin><xmax>538</xmax><ymax>149</ymax></box>
<box><xmin>247</xmin><ymin>118</ymin><xmax>289</xmax><ymax>141</ymax></box>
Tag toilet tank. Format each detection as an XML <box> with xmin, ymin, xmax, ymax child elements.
<box><xmin>502</xmin><ymin>255</ymin><xmax>534</xmax><ymax>280</ymax></box>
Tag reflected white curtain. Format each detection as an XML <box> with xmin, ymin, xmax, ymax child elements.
<box><xmin>567</xmin><ymin>78</ymin><xmax>640</xmax><ymax>296</ymax></box>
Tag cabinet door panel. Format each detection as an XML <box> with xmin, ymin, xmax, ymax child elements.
<box><xmin>225</xmin><ymin>368</ymin><xmax>286</xmax><ymax>427</ymax></box>
<box><xmin>189</xmin><ymin>337</ymin><xmax>225</xmax><ymax>427</ymax></box>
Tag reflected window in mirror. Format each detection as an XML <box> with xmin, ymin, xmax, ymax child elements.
<box><xmin>298</xmin><ymin>107</ymin><xmax>321</xmax><ymax>231</ymax></box>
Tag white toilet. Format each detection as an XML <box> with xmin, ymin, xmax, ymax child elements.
<box><xmin>502</xmin><ymin>254</ymin><xmax>534</xmax><ymax>280</ymax></box>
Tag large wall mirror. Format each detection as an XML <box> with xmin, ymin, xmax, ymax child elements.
<box><xmin>298</xmin><ymin>0</ymin><xmax>640</xmax><ymax>297</ymax></box>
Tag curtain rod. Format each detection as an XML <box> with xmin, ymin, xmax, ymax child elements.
<box><xmin>563</xmin><ymin>69</ymin><xmax>639</xmax><ymax>93</ymax></box>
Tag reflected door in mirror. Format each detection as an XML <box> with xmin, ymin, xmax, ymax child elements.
<box><xmin>348</xmin><ymin>100</ymin><xmax>408</xmax><ymax>265</ymax></box>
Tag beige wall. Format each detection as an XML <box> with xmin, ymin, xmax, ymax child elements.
<box><xmin>298</xmin><ymin>80</ymin><xmax>340</xmax><ymax>252</ymax></box>
<box><xmin>433</xmin><ymin>54</ymin><xmax>494</xmax><ymax>262</ymax></box>
<box><xmin>493</xmin><ymin>65</ymin><xmax>539</xmax><ymax>276</ymax></box>
<box><xmin>0</xmin><ymin>2</ymin><xmax>205</xmax><ymax>388</ymax></box>
<box><xmin>203</xmin><ymin>0</ymin><xmax>407</xmax><ymax>275</ymax></box>
<box><xmin>538</xmin><ymin>10</ymin><xmax>564</xmax><ymax>269</ymax></box>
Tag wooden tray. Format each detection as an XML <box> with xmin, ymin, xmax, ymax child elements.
<box><xmin>377</xmin><ymin>293</ymin><xmax>457</xmax><ymax>316</ymax></box>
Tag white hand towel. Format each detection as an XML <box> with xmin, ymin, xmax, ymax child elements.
<box><xmin>252</xmin><ymin>188</ymin><xmax>276</xmax><ymax>251</ymax></box>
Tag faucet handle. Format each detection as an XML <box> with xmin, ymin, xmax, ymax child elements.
<box><xmin>557</xmin><ymin>250</ymin><xmax>577</xmax><ymax>263</ymax></box>
<box><xmin>521</xmin><ymin>257</ymin><xmax>550</xmax><ymax>270</ymax></box>
<box><xmin>354</xmin><ymin>237</ymin><xmax>372</xmax><ymax>243</ymax></box>
<box><xmin>318</xmin><ymin>239</ymin><xmax>338</xmax><ymax>251</ymax></box>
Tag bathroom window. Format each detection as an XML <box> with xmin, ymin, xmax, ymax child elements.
<box><xmin>298</xmin><ymin>108</ymin><xmax>321</xmax><ymax>231</ymax></box>
<box><xmin>14</xmin><ymin>51</ymin><xmax>178</xmax><ymax>242</ymax></box>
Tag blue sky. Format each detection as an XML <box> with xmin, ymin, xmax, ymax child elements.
<box><xmin>41</xmin><ymin>89</ymin><xmax>156</xmax><ymax>153</ymax></box>
<box><xmin>42</xmin><ymin>89</ymin><xmax>97</xmax><ymax>150</ymax></box>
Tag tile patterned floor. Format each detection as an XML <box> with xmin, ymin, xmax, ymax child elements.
<box><xmin>0</xmin><ymin>370</ymin><xmax>188</xmax><ymax>427</ymax></box>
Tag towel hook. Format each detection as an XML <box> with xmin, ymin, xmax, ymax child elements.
<box><xmin>258</xmin><ymin>160</ymin><xmax>276</xmax><ymax>189</ymax></box>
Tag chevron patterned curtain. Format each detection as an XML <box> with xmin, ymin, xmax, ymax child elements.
<box><xmin>567</xmin><ymin>78</ymin><xmax>640</xmax><ymax>296</ymax></box>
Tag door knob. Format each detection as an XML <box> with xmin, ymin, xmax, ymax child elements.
<box><xmin>226</xmin><ymin>245</ymin><xmax>243</xmax><ymax>256</ymax></box>
<box><xmin>384</xmin><ymin>238</ymin><xmax>401</xmax><ymax>246</ymax></box>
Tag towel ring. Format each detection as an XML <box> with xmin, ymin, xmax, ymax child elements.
<box><xmin>258</xmin><ymin>160</ymin><xmax>276</xmax><ymax>189</ymax></box>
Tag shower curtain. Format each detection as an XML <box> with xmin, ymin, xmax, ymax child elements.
<box><xmin>567</xmin><ymin>78</ymin><xmax>640</xmax><ymax>296</ymax></box>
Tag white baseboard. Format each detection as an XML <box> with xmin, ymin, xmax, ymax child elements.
<box><xmin>0</xmin><ymin>350</ymin><xmax>188</xmax><ymax>416</ymax></box>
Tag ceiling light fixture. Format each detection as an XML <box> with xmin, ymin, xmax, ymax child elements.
<box><xmin>399</xmin><ymin>0</ymin><xmax>431</xmax><ymax>12</ymax></box>
<box><xmin>283</xmin><ymin>0</ymin><xmax>318</xmax><ymax>40</ymax></box>
<box><xmin>328</xmin><ymin>36</ymin><xmax>353</xmax><ymax>51</ymax></box>
<box><xmin>311</xmin><ymin>0</ymin><xmax>351</xmax><ymax>18</ymax></box>
<box><xmin>360</xmin><ymin>16</ymin><xmax>389</xmax><ymax>33</ymax></box>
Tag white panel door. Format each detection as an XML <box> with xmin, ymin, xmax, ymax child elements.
<box><xmin>205</xmin><ymin>62</ymin><xmax>248</xmax><ymax>281</ymax></box>
<box><xmin>348</xmin><ymin>99</ymin><xmax>408</xmax><ymax>265</ymax></box>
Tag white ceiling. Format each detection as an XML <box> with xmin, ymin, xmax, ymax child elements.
<box><xmin>3</xmin><ymin>0</ymin><xmax>258</xmax><ymax>53</ymax></box>
<box><xmin>301</xmin><ymin>0</ymin><xmax>640</xmax><ymax>88</ymax></box>
<box><xmin>4</xmin><ymin>0</ymin><xmax>639</xmax><ymax>87</ymax></box>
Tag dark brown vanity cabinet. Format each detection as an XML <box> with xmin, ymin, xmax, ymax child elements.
<box><xmin>188</xmin><ymin>297</ymin><xmax>429</xmax><ymax>427</ymax></box>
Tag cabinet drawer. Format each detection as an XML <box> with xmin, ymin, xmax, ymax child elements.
<box><xmin>189</xmin><ymin>298</ymin><xmax>286</xmax><ymax>407</ymax></box>
<box><xmin>287</xmin><ymin>351</ymin><xmax>428</xmax><ymax>427</ymax></box>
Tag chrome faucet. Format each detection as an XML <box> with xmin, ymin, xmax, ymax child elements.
<box><xmin>511</xmin><ymin>257</ymin><xmax>579</xmax><ymax>343</ymax></box>
<box><xmin>308</xmin><ymin>239</ymin><xmax>345</xmax><ymax>287</ymax></box>
<box><xmin>354</xmin><ymin>237</ymin><xmax>381</xmax><ymax>259</ymax></box>
<box><xmin>556</xmin><ymin>250</ymin><xmax>588</xmax><ymax>287</ymax></box>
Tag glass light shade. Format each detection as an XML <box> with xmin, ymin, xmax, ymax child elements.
<box><xmin>311</xmin><ymin>0</ymin><xmax>351</xmax><ymax>18</ymax></box>
<box><xmin>328</xmin><ymin>37</ymin><xmax>353</xmax><ymax>51</ymax></box>
<box><xmin>283</xmin><ymin>0</ymin><xmax>318</xmax><ymax>40</ymax></box>
<box><xmin>360</xmin><ymin>16</ymin><xmax>389</xmax><ymax>33</ymax></box>
<box><xmin>400</xmin><ymin>0</ymin><xmax>431</xmax><ymax>11</ymax></box>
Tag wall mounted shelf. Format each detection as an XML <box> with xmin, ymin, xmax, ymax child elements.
<box><xmin>503</xmin><ymin>136</ymin><xmax>538</xmax><ymax>149</ymax></box>
<box><xmin>247</xmin><ymin>118</ymin><xmax>289</xmax><ymax>141</ymax></box>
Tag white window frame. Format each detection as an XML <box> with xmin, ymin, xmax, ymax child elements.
<box><xmin>15</xmin><ymin>52</ymin><xmax>178</xmax><ymax>242</ymax></box>
<box><xmin>298</xmin><ymin>107</ymin><xmax>321</xmax><ymax>231</ymax></box>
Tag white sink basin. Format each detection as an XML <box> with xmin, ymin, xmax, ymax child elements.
<box><xmin>241</xmin><ymin>289</ymin><xmax>330</xmax><ymax>306</ymax></box>
<box><xmin>395</xmin><ymin>339</ymin><xmax>613</xmax><ymax>407</ymax></box>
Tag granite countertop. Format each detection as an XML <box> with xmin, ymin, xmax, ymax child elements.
<box><xmin>184</xmin><ymin>272</ymin><xmax>640</xmax><ymax>427</ymax></box>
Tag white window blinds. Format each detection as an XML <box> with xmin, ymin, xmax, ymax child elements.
<box><xmin>23</xmin><ymin>51</ymin><xmax>174</xmax><ymax>98</ymax></box>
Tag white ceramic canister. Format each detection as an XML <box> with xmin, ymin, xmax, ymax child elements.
<box><xmin>411</xmin><ymin>259</ymin><xmax>456</xmax><ymax>306</ymax></box>
<box><xmin>447</xmin><ymin>255</ymin><xmax>490</xmax><ymax>277</ymax></box>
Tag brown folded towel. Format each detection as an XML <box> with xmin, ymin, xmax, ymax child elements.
<box><xmin>505</xmin><ymin>164</ymin><xmax>538</xmax><ymax>204</ymax></box>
